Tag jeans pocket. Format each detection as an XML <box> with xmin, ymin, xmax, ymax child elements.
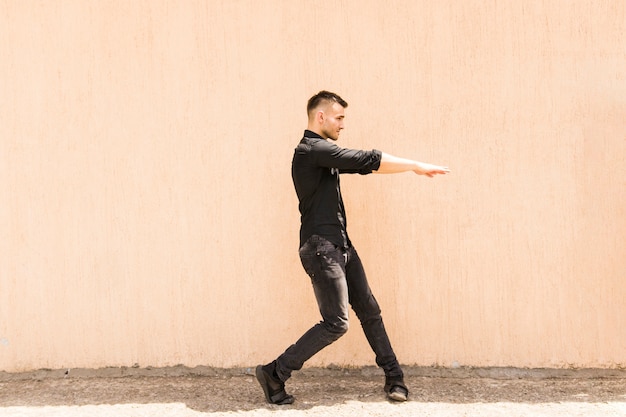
<box><xmin>299</xmin><ymin>251</ymin><xmax>319</xmax><ymax>280</ymax></box>
<box><xmin>299</xmin><ymin>235</ymin><xmax>343</xmax><ymax>281</ymax></box>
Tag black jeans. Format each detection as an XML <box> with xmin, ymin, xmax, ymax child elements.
<box><xmin>275</xmin><ymin>235</ymin><xmax>404</xmax><ymax>382</ymax></box>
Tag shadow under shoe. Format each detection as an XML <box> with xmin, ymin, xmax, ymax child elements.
<box><xmin>384</xmin><ymin>376</ymin><xmax>409</xmax><ymax>402</ymax></box>
<box><xmin>255</xmin><ymin>364</ymin><xmax>294</xmax><ymax>405</ymax></box>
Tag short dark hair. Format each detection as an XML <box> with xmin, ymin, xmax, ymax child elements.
<box><xmin>307</xmin><ymin>90</ymin><xmax>348</xmax><ymax>117</ymax></box>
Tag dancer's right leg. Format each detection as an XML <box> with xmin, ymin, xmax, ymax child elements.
<box><xmin>274</xmin><ymin>235</ymin><xmax>350</xmax><ymax>382</ymax></box>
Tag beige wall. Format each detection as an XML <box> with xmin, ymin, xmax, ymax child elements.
<box><xmin>1</xmin><ymin>1</ymin><xmax>624</xmax><ymax>372</ymax></box>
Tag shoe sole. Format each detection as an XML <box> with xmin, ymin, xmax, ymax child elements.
<box><xmin>388</xmin><ymin>391</ymin><xmax>408</xmax><ymax>402</ymax></box>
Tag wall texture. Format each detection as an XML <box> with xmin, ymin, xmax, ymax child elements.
<box><xmin>1</xmin><ymin>0</ymin><xmax>624</xmax><ymax>372</ymax></box>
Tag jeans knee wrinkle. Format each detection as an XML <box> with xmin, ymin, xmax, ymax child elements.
<box><xmin>323</xmin><ymin>316</ymin><xmax>349</xmax><ymax>335</ymax></box>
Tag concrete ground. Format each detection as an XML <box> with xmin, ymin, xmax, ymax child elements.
<box><xmin>1</xmin><ymin>366</ymin><xmax>625</xmax><ymax>416</ymax></box>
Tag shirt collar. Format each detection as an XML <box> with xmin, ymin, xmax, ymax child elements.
<box><xmin>304</xmin><ymin>129</ymin><xmax>324</xmax><ymax>139</ymax></box>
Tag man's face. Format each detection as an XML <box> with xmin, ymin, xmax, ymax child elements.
<box><xmin>320</xmin><ymin>102</ymin><xmax>345</xmax><ymax>141</ymax></box>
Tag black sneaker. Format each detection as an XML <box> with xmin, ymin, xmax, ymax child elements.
<box><xmin>384</xmin><ymin>377</ymin><xmax>408</xmax><ymax>402</ymax></box>
<box><xmin>255</xmin><ymin>363</ymin><xmax>294</xmax><ymax>405</ymax></box>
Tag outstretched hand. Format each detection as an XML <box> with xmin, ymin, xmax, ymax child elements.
<box><xmin>413</xmin><ymin>163</ymin><xmax>450</xmax><ymax>177</ymax></box>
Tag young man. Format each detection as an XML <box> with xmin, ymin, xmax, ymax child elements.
<box><xmin>256</xmin><ymin>91</ymin><xmax>450</xmax><ymax>405</ymax></box>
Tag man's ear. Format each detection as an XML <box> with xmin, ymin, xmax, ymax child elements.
<box><xmin>316</xmin><ymin>110</ymin><xmax>325</xmax><ymax>125</ymax></box>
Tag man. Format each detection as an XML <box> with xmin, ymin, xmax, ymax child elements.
<box><xmin>256</xmin><ymin>91</ymin><xmax>450</xmax><ymax>405</ymax></box>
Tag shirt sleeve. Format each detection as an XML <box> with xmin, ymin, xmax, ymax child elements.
<box><xmin>313</xmin><ymin>141</ymin><xmax>382</xmax><ymax>174</ymax></box>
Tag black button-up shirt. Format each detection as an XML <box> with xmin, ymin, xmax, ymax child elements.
<box><xmin>292</xmin><ymin>130</ymin><xmax>382</xmax><ymax>249</ymax></box>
